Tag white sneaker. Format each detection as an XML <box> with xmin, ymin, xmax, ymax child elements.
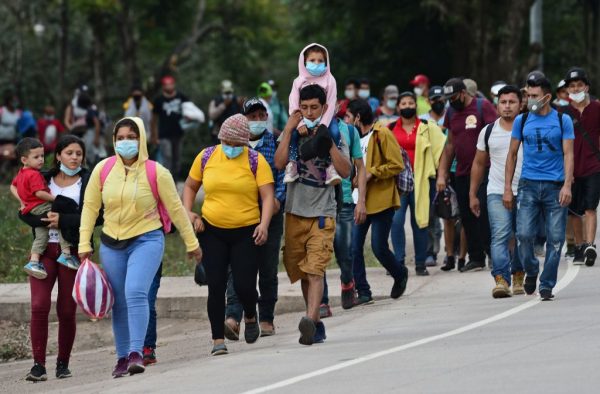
<box><xmin>325</xmin><ymin>164</ymin><xmax>342</xmax><ymax>185</ymax></box>
<box><xmin>283</xmin><ymin>162</ymin><xmax>299</xmax><ymax>183</ymax></box>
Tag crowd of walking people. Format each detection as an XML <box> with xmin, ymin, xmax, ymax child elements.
<box><xmin>6</xmin><ymin>42</ymin><xmax>599</xmax><ymax>382</ymax></box>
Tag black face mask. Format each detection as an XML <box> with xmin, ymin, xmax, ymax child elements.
<box><xmin>449</xmin><ymin>97</ymin><xmax>465</xmax><ymax>111</ymax></box>
<box><xmin>400</xmin><ymin>108</ymin><xmax>417</xmax><ymax>119</ymax></box>
<box><xmin>431</xmin><ymin>101</ymin><xmax>445</xmax><ymax>115</ymax></box>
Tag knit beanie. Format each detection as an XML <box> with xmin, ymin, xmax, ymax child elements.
<box><xmin>218</xmin><ymin>113</ymin><xmax>249</xmax><ymax>145</ymax></box>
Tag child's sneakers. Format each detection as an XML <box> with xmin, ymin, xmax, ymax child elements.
<box><xmin>283</xmin><ymin>161</ymin><xmax>299</xmax><ymax>183</ymax></box>
<box><xmin>57</xmin><ymin>253</ymin><xmax>80</xmax><ymax>270</ymax></box>
<box><xmin>325</xmin><ymin>164</ymin><xmax>342</xmax><ymax>185</ymax></box>
<box><xmin>24</xmin><ymin>261</ymin><xmax>48</xmax><ymax>279</ymax></box>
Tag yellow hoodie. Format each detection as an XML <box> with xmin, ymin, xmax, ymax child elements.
<box><xmin>78</xmin><ymin>117</ymin><xmax>199</xmax><ymax>254</ymax></box>
<box><xmin>413</xmin><ymin>120</ymin><xmax>446</xmax><ymax>228</ymax></box>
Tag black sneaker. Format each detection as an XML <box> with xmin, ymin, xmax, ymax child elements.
<box><xmin>460</xmin><ymin>260</ymin><xmax>485</xmax><ymax>273</ymax></box>
<box><xmin>298</xmin><ymin>317</ymin><xmax>316</xmax><ymax>346</ymax></box>
<box><xmin>415</xmin><ymin>267</ymin><xmax>430</xmax><ymax>276</ymax></box>
<box><xmin>524</xmin><ymin>275</ymin><xmax>537</xmax><ymax>295</ymax></box>
<box><xmin>565</xmin><ymin>243</ymin><xmax>576</xmax><ymax>258</ymax></box>
<box><xmin>440</xmin><ymin>256</ymin><xmax>455</xmax><ymax>271</ymax></box>
<box><xmin>391</xmin><ymin>266</ymin><xmax>409</xmax><ymax>299</ymax></box>
<box><xmin>584</xmin><ymin>244</ymin><xmax>597</xmax><ymax>267</ymax></box>
<box><xmin>573</xmin><ymin>244</ymin><xmax>585</xmax><ymax>265</ymax></box>
<box><xmin>354</xmin><ymin>294</ymin><xmax>374</xmax><ymax>306</ymax></box>
<box><xmin>26</xmin><ymin>363</ymin><xmax>47</xmax><ymax>382</ymax></box>
<box><xmin>457</xmin><ymin>258</ymin><xmax>466</xmax><ymax>271</ymax></box>
<box><xmin>313</xmin><ymin>321</ymin><xmax>327</xmax><ymax>344</ymax></box>
<box><xmin>341</xmin><ymin>281</ymin><xmax>356</xmax><ymax>310</ymax></box>
<box><xmin>55</xmin><ymin>361</ymin><xmax>72</xmax><ymax>379</ymax></box>
<box><xmin>244</xmin><ymin>320</ymin><xmax>260</xmax><ymax>344</ymax></box>
<box><xmin>539</xmin><ymin>288</ymin><xmax>554</xmax><ymax>301</ymax></box>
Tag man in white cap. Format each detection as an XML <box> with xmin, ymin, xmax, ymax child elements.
<box><xmin>208</xmin><ymin>80</ymin><xmax>242</xmax><ymax>144</ymax></box>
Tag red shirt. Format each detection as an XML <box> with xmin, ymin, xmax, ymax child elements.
<box><xmin>562</xmin><ymin>101</ymin><xmax>600</xmax><ymax>178</ymax></box>
<box><xmin>36</xmin><ymin>118</ymin><xmax>65</xmax><ymax>152</ymax></box>
<box><xmin>11</xmin><ymin>167</ymin><xmax>50</xmax><ymax>214</ymax></box>
<box><xmin>443</xmin><ymin>98</ymin><xmax>497</xmax><ymax>176</ymax></box>
<box><xmin>393</xmin><ymin>118</ymin><xmax>420</xmax><ymax>167</ymax></box>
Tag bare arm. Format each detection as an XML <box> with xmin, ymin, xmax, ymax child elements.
<box><xmin>208</xmin><ymin>100</ymin><xmax>226</xmax><ymax>121</ymax></box>
<box><xmin>64</xmin><ymin>105</ymin><xmax>72</xmax><ymax>130</ymax></box>
<box><xmin>10</xmin><ymin>184</ymin><xmax>20</xmax><ymax>201</ymax></box>
<box><xmin>330</xmin><ymin>143</ymin><xmax>351</xmax><ymax>178</ymax></box>
<box><xmin>436</xmin><ymin>131</ymin><xmax>455</xmax><ymax>191</ymax></box>
<box><xmin>253</xmin><ymin>183</ymin><xmax>275</xmax><ymax>246</ymax></box>
<box><xmin>92</xmin><ymin>116</ymin><xmax>101</xmax><ymax>146</ymax></box>
<box><xmin>469</xmin><ymin>150</ymin><xmax>488</xmax><ymax>217</ymax></box>
<box><xmin>503</xmin><ymin>138</ymin><xmax>521</xmax><ymax>210</ymax></box>
<box><xmin>559</xmin><ymin>139</ymin><xmax>574</xmax><ymax>206</ymax></box>
<box><xmin>34</xmin><ymin>190</ymin><xmax>55</xmax><ymax>202</ymax></box>
<box><xmin>354</xmin><ymin>158</ymin><xmax>367</xmax><ymax>224</ymax></box>
<box><xmin>274</xmin><ymin>110</ymin><xmax>302</xmax><ymax>170</ymax></box>
<box><xmin>182</xmin><ymin>176</ymin><xmax>204</xmax><ymax>233</ymax></box>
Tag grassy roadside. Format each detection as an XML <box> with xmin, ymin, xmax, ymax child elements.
<box><xmin>0</xmin><ymin>185</ymin><xmax>377</xmax><ymax>283</ymax></box>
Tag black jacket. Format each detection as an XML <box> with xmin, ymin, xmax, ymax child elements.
<box><xmin>19</xmin><ymin>167</ymin><xmax>103</xmax><ymax>246</ymax></box>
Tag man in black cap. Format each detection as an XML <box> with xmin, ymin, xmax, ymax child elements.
<box><xmin>436</xmin><ymin>77</ymin><xmax>497</xmax><ymax>272</ymax></box>
<box><xmin>224</xmin><ymin>98</ymin><xmax>286</xmax><ymax>339</ymax></box>
<box><xmin>562</xmin><ymin>67</ymin><xmax>600</xmax><ymax>266</ymax></box>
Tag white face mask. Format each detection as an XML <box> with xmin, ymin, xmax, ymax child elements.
<box><xmin>414</xmin><ymin>87</ymin><xmax>424</xmax><ymax>97</ymax></box>
<box><xmin>569</xmin><ymin>90</ymin><xmax>586</xmax><ymax>103</ymax></box>
<box><xmin>358</xmin><ymin>89</ymin><xmax>370</xmax><ymax>99</ymax></box>
<box><xmin>345</xmin><ymin>89</ymin><xmax>356</xmax><ymax>100</ymax></box>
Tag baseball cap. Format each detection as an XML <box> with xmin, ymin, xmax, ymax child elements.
<box><xmin>161</xmin><ymin>76</ymin><xmax>175</xmax><ymax>85</ymax></box>
<box><xmin>409</xmin><ymin>74</ymin><xmax>430</xmax><ymax>86</ymax></box>
<box><xmin>557</xmin><ymin>79</ymin><xmax>566</xmax><ymax>90</ymax></box>
<box><xmin>490</xmin><ymin>80</ymin><xmax>507</xmax><ymax>96</ymax></box>
<box><xmin>399</xmin><ymin>91</ymin><xmax>416</xmax><ymax>100</ymax></box>
<box><xmin>243</xmin><ymin>97</ymin><xmax>266</xmax><ymax>115</ymax></box>
<box><xmin>221</xmin><ymin>80</ymin><xmax>234</xmax><ymax>94</ymax></box>
<box><xmin>429</xmin><ymin>85</ymin><xmax>444</xmax><ymax>100</ymax></box>
<box><xmin>257</xmin><ymin>82</ymin><xmax>273</xmax><ymax>98</ymax></box>
<box><xmin>526</xmin><ymin>70</ymin><xmax>546</xmax><ymax>85</ymax></box>
<box><xmin>564</xmin><ymin>67</ymin><xmax>589</xmax><ymax>85</ymax></box>
<box><xmin>443</xmin><ymin>78</ymin><xmax>467</xmax><ymax>98</ymax></box>
<box><xmin>463</xmin><ymin>79</ymin><xmax>478</xmax><ymax>97</ymax></box>
<box><xmin>384</xmin><ymin>85</ymin><xmax>399</xmax><ymax>97</ymax></box>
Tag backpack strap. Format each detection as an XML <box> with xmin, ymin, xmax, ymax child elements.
<box><xmin>519</xmin><ymin>112</ymin><xmax>530</xmax><ymax>141</ymax></box>
<box><xmin>99</xmin><ymin>156</ymin><xmax>118</xmax><ymax>191</ymax></box>
<box><xmin>200</xmin><ymin>146</ymin><xmax>218</xmax><ymax>174</ymax></box>
<box><xmin>247</xmin><ymin>148</ymin><xmax>258</xmax><ymax>177</ymax></box>
<box><xmin>145</xmin><ymin>160</ymin><xmax>160</xmax><ymax>202</ymax></box>
<box><xmin>476</xmin><ymin>98</ymin><xmax>483</xmax><ymax>125</ymax></box>
<box><xmin>557</xmin><ymin>112</ymin><xmax>564</xmax><ymax>136</ymax></box>
<box><xmin>484</xmin><ymin>122</ymin><xmax>494</xmax><ymax>153</ymax></box>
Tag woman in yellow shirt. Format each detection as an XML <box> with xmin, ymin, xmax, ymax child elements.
<box><xmin>78</xmin><ymin>117</ymin><xmax>201</xmax><ymax>378</ymax></box>
<box><xmin>183</xmin><ymin>114</ymin><xmax>274</xmax><ymax>356</ymax></box>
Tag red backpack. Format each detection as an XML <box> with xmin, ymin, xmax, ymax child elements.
<box><xmin>99</xmin><ymin>157</ymin><xmax>172</xmax><ymax>233</ymax></box>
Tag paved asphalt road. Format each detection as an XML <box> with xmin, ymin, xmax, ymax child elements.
<box><xmin>2</xmin><ymin>250</ymin><xmax>599</xmax><ymax>393</ymax></box>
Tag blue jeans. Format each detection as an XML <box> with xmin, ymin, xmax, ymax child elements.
<box><xmin>487</xmin><ymin>195</ymin><xmax>524</xmax><ymax>284</ymax></box>
<box><xmin>353</xmin><ymin>208</ymin><xmax>404</xmax><ymax>298</ymax></box>
<box><xmin>226</xmin><ymin>210</ymin><xmax>284</xmax><ymax>323</ymax></box>
<box><xmin>322</xmin><ymin>203</ymin><xmax>355</xmax><ymax>304</ymax></box>
<box><xmin>144</xmin><ymin>262</ymin><xmax>162</xmax><ymax>349</ymax></box>
<box><xmin>289</xmin><ymin>120</ymin><xmax>341</xmax><ymax>161</ymax></box>
<box><xmin>516</xmin><ymin>180</ymin><xmax>567</xmax><ymax>291</ymax></box>
<box><xmin>100</xmin><ymin>229</ymin><xmax>164</xmax><ymax>358</ymax></box>
<box><xmin>391</xmin><ymin>191</ymin><xmax>428</xmax><ymax>269</ymax></box>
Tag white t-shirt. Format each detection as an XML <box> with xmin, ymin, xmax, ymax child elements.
<box><xmin>47</xmin><ymin>177</ymin><xmax>82</xmax><ymax>243</ymax></box>
<box><xmin>476</xmin><ymin>119</ymin><xmax>523</xmax><ymax>196</ymax></box>
<box><xmin>352</xmin><ymin>131</ymin><xmax>373</xmax><ymax>203</ymax></box>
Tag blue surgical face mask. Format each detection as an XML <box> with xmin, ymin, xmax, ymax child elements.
<box><xmin>306</xmin><ymin>61</ymin><xmax>327</xmax><ymax>77</ymax></box>
<box><xmin>557</xmin><ymin>99</ymin><xmax>570</xmax><ymax>106</ymax></box>
<box><xmin>60</xmin><ymin>162</ymin><xmax>82</xmax><ymax>176</ymax></box>
<box><xmin>386</xmin><ymin>99</ymin><xmax>398</xmax><ymax>110</ymax></box>
<box><xmin>115</xmin><ymin>140</ymin><xmax>139</xmax><ymax>159</ymax></box>
<box><xmin>222</xmin><ymin>143</ymin><xmax>244</xmax><ymax>159</ymax></box>
<box><xmin>248</xmin><ymin>121</ymin><xmax>268</xmax><ymax>136</ymax></box>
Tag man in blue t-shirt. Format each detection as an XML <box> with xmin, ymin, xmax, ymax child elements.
<box><xmin>504</xmin><ymin>76</ymin><xmax>574</xmax><ymax>300</ymax></box>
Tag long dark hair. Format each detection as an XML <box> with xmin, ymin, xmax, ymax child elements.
<box><xmin>113</xmin><ymin>118</ymin><xmax>140</xmax><ymax>136</ymax></box>
<box><xmin>53</xmin><ymin>134</ymin><xmax>86</xmax><ymax>171</ymax></box>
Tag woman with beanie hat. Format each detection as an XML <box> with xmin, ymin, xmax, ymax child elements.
<box><xmin>183</xmin><ymin>113</ymin><xmax>275</xmax><ymax>356</ymax></box>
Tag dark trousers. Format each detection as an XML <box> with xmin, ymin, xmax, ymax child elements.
<box><xmin>226</xmin><ymin>210</ymin><xmax>284</xmax><ymax>323</ymax></box>
<box><xmin>454</xmin><ymin>174</ymin><xmax>491</xmax><ymax>263</ymax></box>
<box><xmin>199</xmin><ymin>221</ymin><xmax>259</xmax><ymax>340</ymax></box>
<box><xmin>144</xmin><ymin>262</ymin><xmax>162</xmax><ymax>349</ymax></box>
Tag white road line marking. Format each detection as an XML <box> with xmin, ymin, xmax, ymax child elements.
<box><xmin>242</xmin><ymin>262</ymin><xmax>580</xmax><ymax>394</ymax></box>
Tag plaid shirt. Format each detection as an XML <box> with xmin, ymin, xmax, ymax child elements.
<box><xmin>251</xmin><ymin>131</ymin><xmax>286</xmax><ymax>204</ymax></box>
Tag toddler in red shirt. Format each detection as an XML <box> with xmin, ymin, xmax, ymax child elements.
<box><xmin>10</xmin><ymin>138</ymin><xmax>76</xmax><ymax>279</ymax></box>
